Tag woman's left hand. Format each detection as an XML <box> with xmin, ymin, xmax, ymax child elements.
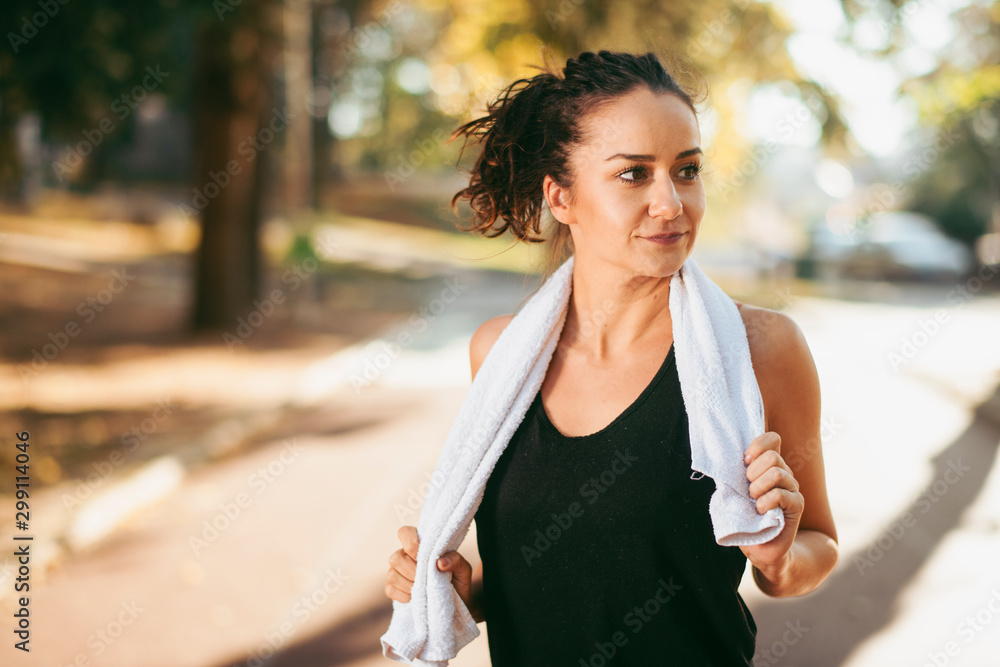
<box><xmin>739</xmin><ymin>431</ymin><xmax>804</xmax><ymax>580</ymax></box>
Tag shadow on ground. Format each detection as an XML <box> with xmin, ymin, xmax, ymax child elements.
<box><xmin>750</xmin><ymin>382</ymin><xmax>1000</xmax><ymax>665</ymax></box>
<box><xmin>212</xmin><ymin>597</ymin><xmax>393</xmax><ymax>667</ymax></box>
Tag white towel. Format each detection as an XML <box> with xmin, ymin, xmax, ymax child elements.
<box><xmin>380</xmin><ymin>253</ymin><xmax>784</xmax><ymax>665</ymax></box>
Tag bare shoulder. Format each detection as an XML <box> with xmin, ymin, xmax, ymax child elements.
<box><xmin>470</xmin><ymin>313</ymin><xmax>516</xmax><ymax>380</ymax></box>
<box><xmin>735</xmin><ymin>302</ymin><xmax>819</xmax><ymax>423</ymax></box>
<box><xmin>736</xmin><ymin>302</ymin><xmax>808</xmax><ymax>364</ymax></box>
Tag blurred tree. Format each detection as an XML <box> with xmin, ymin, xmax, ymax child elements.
<box><xmin>2</xmin><ymin>0</ymin><xmax>860</xmax><ymax>331</ymax></box>
<box><xmin>192</xmin><ymin>0</ymin><xmax>381</xmax><ymax>328</ymax></box>
<box><xmin>840</xmin><ymin>0</ymin><xmax>1000</xmax><ymax>248</ymax></box>
<box><xmin>0</xmin><ymin>0</ymin><xmax>280</xmax><ymax>329</ymax></box>
<box><xmin>529</xmin><ymin>0</ymin><xmax>853</xmax><ymax>151</ymax></box>
<box><xmin>0</xmin><ymin>0</ymin><xmax>367</xmax><ymax>329</ymax></box>
<box><xmin>327</xmin><ymin>0</ymin><xmax>854</xmax><ymax>238</ymax></box>
<box><xmin>189</xmin><ymin>0</ymin><xmax>281</xmax><ymax>329</ymax></box>
<box><xmin>0</xmin><ymin>1</ymin><xmax>188</xmax><ymax>199</ymax></box>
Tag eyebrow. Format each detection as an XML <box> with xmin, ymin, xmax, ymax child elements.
<box><xmin>604</xmin><ymin>148</ymin><xmax>703</xmax><ymax>161</ymax></box>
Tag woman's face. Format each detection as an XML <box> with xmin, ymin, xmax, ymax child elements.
<box><xmin>545</xmin><ymin>86</ymin><xmax>706</xmax><ymax>279</ymax></box>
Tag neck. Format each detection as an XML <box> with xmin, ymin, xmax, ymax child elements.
<box><xmin>560</xmin><ymin>254</ymin><xmax>676</xmax><ymax>363</ymax></box>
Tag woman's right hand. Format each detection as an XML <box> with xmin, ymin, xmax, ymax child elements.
<box><xmin>385</xmin><ymin>525</ymin><xmax>483</xmax><ymax>622</ymax></box>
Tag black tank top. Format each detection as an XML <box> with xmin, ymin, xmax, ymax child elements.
<box><xmin>474</xmin><ymin>342</ymin><xmax>756</xmax><ymax>666</ymax></box>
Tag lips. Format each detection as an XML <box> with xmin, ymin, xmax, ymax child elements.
<box><xmin>642</xmin><ymin>231</ymin><xmax>687</xmax><ymax>246</ymax></box>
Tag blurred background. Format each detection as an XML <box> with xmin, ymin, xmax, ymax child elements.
<box><xmin>1</xmin><ymin>0</ymin><xmax>999</xmax><ymax>665</ymax></box>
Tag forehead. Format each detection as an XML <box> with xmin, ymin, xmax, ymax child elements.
<box><xmin>575</xmin><ymin>87</ymin><xmax>700</xmax><ymax>157</ymax></box>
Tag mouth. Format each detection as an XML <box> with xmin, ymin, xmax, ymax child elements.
<box><xmin>643</xmin><ymin>232</ymin><xmax>687</xmax><ymax>245</ymax></box>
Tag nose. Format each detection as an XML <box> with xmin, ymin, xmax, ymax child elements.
<box><xmin>648</xmin><ymin>177</ymin><xmax>683</xmax><ymax>220</ymax></box>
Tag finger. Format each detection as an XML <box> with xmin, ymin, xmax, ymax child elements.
<box><xmin>743</xmin><ymin>431</ymin><xmax>781</xmax><ymax>466</ymax></box>
<box><xmin>398</xmin><ymin>525</ymin><xmax>419</xmax><ymax>559</ymax></box>
<box><xmin>398</xmin><ymin>551</ymin><xmax>418</xmax><ymax>580</ymax></box>
<box><xmin>387</xmin><ymin>568</ymin><xmax>415</xmax><ymax>593</ymax></box>
<box><xmin>754</xmin><ymin>487</ymin><xmax>803</xmax><ymax>515</ymax></box>
<box><xmin>389</xmin><ymin>549</ymin><xmax>416</xmax><ymax>581</ymax></box>
<box><xmin>748</xmin><ymin>466</ymin><xmax>798</xmax><ymax>500</ymax></box>
<box><xmin>746</xmin><ymin>449</ymin><xmax>789</xmax><ymax>482</ymax></box>
<box><xmin>385</xmin><ymin>582</ymin><xmax>411</xmax><ymax>604</ymax></box>
<box><xmin>438</xmin><ymin>551</ymin><xmax>472</xmax><ymax>583</ymax></box>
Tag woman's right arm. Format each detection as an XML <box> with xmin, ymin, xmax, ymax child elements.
<box><xmin>384</xmin><ymin>314</ymin><xmax>515</xmax><ymax>624</ymax></box>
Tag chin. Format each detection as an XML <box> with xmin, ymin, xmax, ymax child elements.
<box><xmin>633</xmin><ymin>257</ymin><xmax>685</xmax><ymax>279</ymax></box>
<box><xmin>652</xmin><ymin>248</ymin><xmax>692</xmax><ymax>272</ymax></box>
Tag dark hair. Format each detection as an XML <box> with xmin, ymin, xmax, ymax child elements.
<box><xmin>450</xmin><ymin>49</ymin><xmax>707</xmax><ymax>278</ymax></box>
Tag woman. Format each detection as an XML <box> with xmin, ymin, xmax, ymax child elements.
<box><xmin>384</xmin><ymin>49</ymin><xmax>838</xmax><ymax>665</ymax></box>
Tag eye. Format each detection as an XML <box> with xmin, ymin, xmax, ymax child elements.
<box><xmin>680</xmin><ymin>162</ymin><xmax>703</xmax><ymax>180</ymax></box>
<box><xmin>615</xmin><ymin>164</ymin><xmax>649</xmax><ymax>184</ymax></box>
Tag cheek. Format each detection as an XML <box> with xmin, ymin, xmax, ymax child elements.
<box><xmin>574</xmin><ymin>181</ymin><xmax>634</xmax><ymax>224</ymax></box>
<box><xmin>683</xmin><ymin>188</ymin><xmax>706</xmax><ymax>217</ymax></box>
<box><xmin>594</xmin><ymin>194</ymin><xmax>646</xmax><ymax>236</ymax></box>
<box><xmin>592</xmin><ymin>185</ymin><xmax>647</xmax><ymax>220</ymax></box>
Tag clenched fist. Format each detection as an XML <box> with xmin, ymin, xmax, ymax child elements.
<box><xmin>385</xmin><ymin>525</ymin><xmax>485</xmax><ymax>623</ymax></box>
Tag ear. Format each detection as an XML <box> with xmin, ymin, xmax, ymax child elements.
<box><xmin>542</xmin><ymin>174</ymin><xmax>572</xmax><ymax>225</ymax></box>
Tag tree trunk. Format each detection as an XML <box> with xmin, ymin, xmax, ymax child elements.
<box><xmin>283</xmin><ymin>0</ymin><xmax>314</xmax><ymax>213</ymax></box>
<box><xmin>190</xmin><ymin>3</ymin><xmax>277</xmax><ymax>331</ymax></box>
<box><xmin>0</xmin><ymin>95</ymin><xmax>25</xmax><ymax>205</ymax></box>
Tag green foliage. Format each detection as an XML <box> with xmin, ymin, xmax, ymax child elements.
<box><xmin>840</xmin><ymin>0</ymin><xmax>1000</xmax><ymax>249</ymax></box>
<box><xmin>286</xmin><ymin>231</ymin><xmax>318</xmax><ymax>264</ymax></box>
<box><xmin>908</xmin><ymin>124</ymin><xmax>996</xmax><ymax>246</ymax></box>
<box><xmin>0</xmin><ymin>0</ymin><xmax>200</xmax><ymax>136</ymax></box>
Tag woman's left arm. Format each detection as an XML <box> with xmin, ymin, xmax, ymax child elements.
<box><xmin>738</xmin><ymin>306</ymin><xmax>839</xmax><ymax>598</ymax></box>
